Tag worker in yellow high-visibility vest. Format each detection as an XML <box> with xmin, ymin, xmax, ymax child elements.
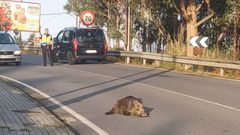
<box><xmin>40</xmin><ymin>28</ymin><xmax>53</xmax><ymax>66</ymax></box>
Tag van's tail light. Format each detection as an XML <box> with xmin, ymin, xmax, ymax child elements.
<box><xmin>104</xmin><ymin>40</ymin><xmax>108</xmax><ymax>52</ymax></box>
<box><xmin>73</xmin><ymin>38</ymin><xmax>78</xmax><ymax>51</ymax></box>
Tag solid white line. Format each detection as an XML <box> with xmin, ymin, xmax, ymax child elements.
<box><xmin>60</xmin><ymin>66</ymin><xmax>240</xmax><ymax>113</ymax></box>
<box><xmin>0</xmin><ymin>75</ymin><xmax>109</xmax><ymax>135</ymax></box>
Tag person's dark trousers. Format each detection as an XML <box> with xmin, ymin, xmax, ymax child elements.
<box><xmin>47</xmin><ymin>45</ymin><xmax>54</xmax><ymax>66</ymax></box>
<box><xmin>49</xmin><ymin>44</ymin><xmax>55</xmax><ymax>62</ymax></box>
<box><xmin>41</xmin><ymin>45</ymin><xmax>53</xmax><ymax>66</ymax></box>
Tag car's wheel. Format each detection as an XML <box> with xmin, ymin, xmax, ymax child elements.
<box><xmin>67</xmin><ymin>51</ymin><xmax>75</xmax><ymax>65</ymax></box>
<box><xmin>15</xmin><ymin>62</ymin><xmax>21</xmax><ymax>66</ymax></box>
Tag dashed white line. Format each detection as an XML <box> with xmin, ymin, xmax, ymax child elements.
<box><xmin>0</xmin><ymin>75</ymin><xmax>109</xmax><ymax>135</ymax></box>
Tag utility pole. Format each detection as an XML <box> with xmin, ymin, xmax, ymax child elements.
<box><xmin>76</xmin><ymin>15</ymin><xmax>78</xmax><ymax>27</ymax></box>
<box><xmin>107</xmin><ymin>1</ymin><xmax>111</xmax><ymax>50</ymax></box>
<box><xmin>126</xmin><ymin>0</ymin><xmax>131</xmax><ymax>63</ymax></box>
<box><xmin>116</xmin><ymin>0</ymin><xmax>120</xmax><ymax>49</ymax></box>
<box><xmin>126</xmin><ymin>0</ymin><xmax>131</xmax><ymax>51</ymax></box>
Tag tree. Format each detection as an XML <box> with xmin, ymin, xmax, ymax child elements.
<box><xmin>28</xmin><ymin>33</ymin><xmax>35</xmax><ymax>44</ymax></box>
<box><xmin>169</xmin><ymin>0</ymin><xmax>214</xmax><ymax>56</ymax></box>
<box><xmin>202</xmin><ymin>0</ymin><xmax>240</xmax><ymax>60</ymax></box>
<box><xmin>64</xmin><ymin>0</ymin><xmax>126</xmax><ymax>50</ymax></box>
<box><xmin>64</xmin><ymin>0</ymin><xmax>238</xmax><ymax>60</ymax></box>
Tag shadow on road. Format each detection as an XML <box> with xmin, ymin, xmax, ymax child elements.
<box><xmin>1</xmin><ymin>54</ymin><xmax>178</xmax><ymax>119</ymax></box>
<box><xmin>49</xmin><ymin>67</ymin><xmax>175</xmax><ymax>110</ymax></box>
<box><xmin>52</xmin><ymin>68</ymin><xmax>155</xmax><ymax>98</ymax></box>
<box><xmin>47</xmin><ymin>55</ymin><xmax>177</xmax><ymax>110</ymax></box>
<box><xmin>52</xmin><ymin>55</ymin><xmax>178</xmax><ymax>99</ymax></box>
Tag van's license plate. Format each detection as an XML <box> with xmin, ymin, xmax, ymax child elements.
<box><xmin>86</xmin><ymin>50</ymin><xmax>97</xmax><ymax>54</ymax></box>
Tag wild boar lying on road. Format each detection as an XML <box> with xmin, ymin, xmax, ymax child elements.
<box><xmin>105</xmin><ymin>96</ymin><xmax>148</xmax><ymax>117</ymax></box>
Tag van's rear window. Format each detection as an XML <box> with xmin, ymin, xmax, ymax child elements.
<box><xmin>76</xmin><ymin>29</ymin><xmax>104</xmax><ymax>43</ymax></box>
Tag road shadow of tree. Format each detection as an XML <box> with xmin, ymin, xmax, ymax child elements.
<box><xmin>1</xmin><ymin>54</ymin><xmax>179</xmax><ymax>134</ymax></box>
<box><xmin>48</xmin><ymin>67</ymin><xmax>175</xmax><ymax>110</ymax></box>
<box><xmin>46</xmin><ymin>56</ymin><xmax>178</xmax><ymax>110</ymax></box>
<box><xmin>52</xmin><ymin>68</ymin><xmax>155</xmax><ymax>98</ymax></box>
<box><xmin>52</xmin><ymin>55</ymin><xmax>177</xmax><ymax>99</ymax></box>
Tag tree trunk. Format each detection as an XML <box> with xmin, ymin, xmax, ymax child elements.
<box><xmin>233</xmin><ymin>22</ymin><xmax>237</xmax><ymax>61</ymax></box>
<box><xmin>186</xmin><ymin>4</ymin><xmax>197</xmax><ymax>57</ymax></box>
<box><xmin>142</xmin><ymin>26</ymin><xmax>147</xmax><ymax>52</ymax></box>
<box><xmin>116</xmin><ymin>15</ymin><xmax>120</xmax><ymax>49</ymax></box>
<box><xmin>157</xmin><ymin>37</ymin><xmax>162</xmax><ymax>53</ymax></box>
<box><xmin>216</xmin><ymin>32</ymin><xmax>224</xmax><ymax>55</ymax></box>
<box><xmin>107</xmin><ymin>1</ymin><xmax>111</xmax><ymax>50</ymax></box>
<box><xmin>237</xmin><ymin>35</ymin><xmax>240</xmax><ymax>53</ymax></box>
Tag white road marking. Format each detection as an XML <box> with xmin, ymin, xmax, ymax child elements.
<box><xmin>60</xmin><ymin>66</ymin><xmax>240</xmax><ymax>113</ymax></box>
<box><xmin>0</xmin><ymin>75</ymin><xmax>109</xmax><ymax>135</ymax></box>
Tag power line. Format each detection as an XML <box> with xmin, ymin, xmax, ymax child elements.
<box><xmin>41</xmin><ymin>14</ymin><xmax>62</xmax><ymax>25</ymax></box>
<box><xmin>40</xmin><ymin>12</ymin><xmax>68</xmax><ymax>16</ymax></box>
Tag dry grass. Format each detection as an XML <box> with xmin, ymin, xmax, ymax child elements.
<box><xmin>203</xmin><ymin>48</ymin><xmax>236</xmax><ymax>61</ymax></box>
<box><xmin>165</xmin><ymin>29</ymin><xmax>187</xmax><ymax>56</ymax></box>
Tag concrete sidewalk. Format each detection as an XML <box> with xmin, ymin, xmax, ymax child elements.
<box><xmin>0</xmin><ymin>80</ymin><xmax>75</xmax><ymax>135</ymax></box>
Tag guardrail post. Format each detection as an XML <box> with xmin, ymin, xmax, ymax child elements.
<box><xmin>184</xmin><ymin>64</ymin><xmax>190</xmax><ymax>71</ymax></box>
<box><xmin>220</xmin><ymin>68</ymin><xmax>224</xmax><ymax>77</ymax></box>
<box><xmin>143</xmin><ymin>59</ymin><xmax>146</xmax><ymax>66</ymax></box>
<box><xmin>155</xmin><ymin>60</ymin><xmax>160</xmax><ymax>67</ymax></box>
<box><xmin>126</xmin><ymin>57</ymin><xmax>130</xmax><ymax>64</ymax></box>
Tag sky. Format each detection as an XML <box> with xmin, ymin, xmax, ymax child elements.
<box><xmin>21</xmin><ymin>0</ymin><xmax>76</xmax><ymax>40</ymax></box>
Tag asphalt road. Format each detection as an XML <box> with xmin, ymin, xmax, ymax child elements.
<box><xmin>0</xmin><ymin>55</ymin><xmax>240</xmax><ymax>135</ymax></box>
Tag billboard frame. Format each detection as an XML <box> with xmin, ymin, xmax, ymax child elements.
<box><xmin>0</xmin><ymin>0</ymin><xmax>41</xmax><ymax>32</ymax></box>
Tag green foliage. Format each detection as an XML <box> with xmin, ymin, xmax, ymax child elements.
<box><xmin>64</xmin><ymin>0</ymin><xmax>108</xmax><ymax>26</ymax></box>
<box><xmin>166</xmin><ymin>27</ymin><xmax>187</xmax><ymax>56</ymax></box>
<box><xmin>28</xmin><ymin>33</ymin><xmax>35</xmax><ymax>42</ymax></box>
<box><xmin>64</xmin><ymin>0</ymin><xmax>239</xmax><ymax>60</ymax></box>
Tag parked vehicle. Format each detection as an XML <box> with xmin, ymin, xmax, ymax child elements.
<box><xmin>0</xmin><ymin>32</ymin><xmax>21</xmax><ymax>66</ymax></box>
<box><xmin>53</xmin><ymin>27</ymin><xmax>108</xmax><ymax>64</ymax></box>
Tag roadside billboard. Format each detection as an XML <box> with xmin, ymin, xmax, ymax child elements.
<box><xmin>0</xmin><ymin>0</ymin><xmax>40</xmax><ymax>32</ymax></box>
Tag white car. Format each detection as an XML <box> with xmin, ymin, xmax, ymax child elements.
<box><xmin>0</xmin><ymin>32</ymin><xmax>21</xmax><ymax>66</ymax></box>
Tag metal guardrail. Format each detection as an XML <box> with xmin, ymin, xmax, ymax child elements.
<box><xmin>20</xmin><ymin>46</ymin><xmax>42</xmax><ymax>54</ymax></box>
<box><xmin>20</xmin><ymin>46</ymin><xmax>240</xmax><ymax>76</ymax></box>
<box><xmin>108</xmin><ymin>51</ymin><xmax>240</xmax><ymax>77</ymax></box>
<box><xmin>107</xmin><ymin>51</ymin><xmax>240</xmax><ymax>70</ymax></box>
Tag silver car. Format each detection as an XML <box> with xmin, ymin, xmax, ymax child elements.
<box><xmin>0</xmin><ymin>32</ymin><xmax>21</xmax><ymax>66</ymax></box>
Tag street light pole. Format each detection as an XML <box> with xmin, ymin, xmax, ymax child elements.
<box><xmin>127</xmin><ymin>0</ymin><xmax>131</xmax><ymax>52</ymax></box>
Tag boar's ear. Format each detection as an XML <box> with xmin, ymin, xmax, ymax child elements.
<box><xmin>138</xmin><ymin>98</ymin><xmax>143</xmax><ymax>103</ymax></box>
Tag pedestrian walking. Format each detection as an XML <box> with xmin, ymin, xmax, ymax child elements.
<box><xmin>40</xmin><ymin>28</ymin><xmax>53</xmax><ymax>66</ymax></box>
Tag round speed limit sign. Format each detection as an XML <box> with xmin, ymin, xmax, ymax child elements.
<box><xmin>81</xmin><ymin>10</ymin><xmax>95</xmax><ymax>27</ymax></box>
